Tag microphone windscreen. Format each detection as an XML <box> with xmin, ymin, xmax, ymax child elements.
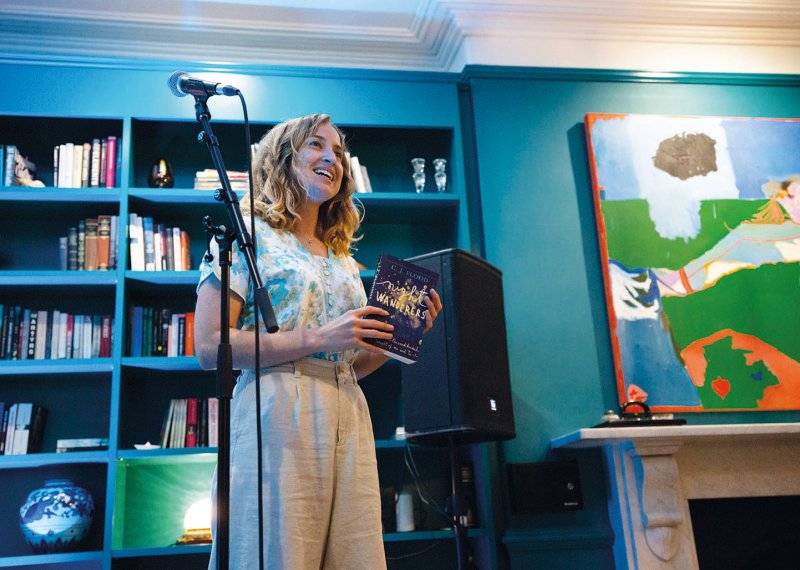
<box><xmin>168</xmin><ymin>70</ymin><xmax>188</xmax><ymax>97</ymax></box>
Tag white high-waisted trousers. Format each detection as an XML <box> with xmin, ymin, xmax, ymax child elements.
<box><xmin>208</xmin><ymin>357</ymin><xmax>386</xmax><ymax>569</ymax></box>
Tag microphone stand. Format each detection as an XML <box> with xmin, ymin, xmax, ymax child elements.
<box><xmin>192</xmin><ymin>94</ymin><xmax>278</xmax><ymax>570</ymax></box>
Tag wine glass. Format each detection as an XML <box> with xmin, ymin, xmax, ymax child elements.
<box><xmin>411</xmin><ymin>157</ymin><xmax>426</xmax><ymax>193</ymax></box>
<box><xmin>433</xmin><ymin>158</ymin><xmax>447</xmax><ymax>193</ymax></box>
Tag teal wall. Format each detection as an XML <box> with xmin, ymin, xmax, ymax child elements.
<box><xmin>464</xmin><ymin>65</ymin><xmax>800</xmax><ymax>567</ymax></box>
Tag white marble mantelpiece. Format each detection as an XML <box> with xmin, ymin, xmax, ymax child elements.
<box><xmin>551</xmin><ymin>423</ymin><xmax>800</xmax><ymax>570</ymax></box>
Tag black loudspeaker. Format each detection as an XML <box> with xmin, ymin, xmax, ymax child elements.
<box><xmin>508</xmin><ymin>461</ymin><xmax>583</xmax><ymax>514</ymax></box>
<box><xmin>401</xmin><ymin>248</ymin><xmax>515</xmax><ymax>445</ymax></box>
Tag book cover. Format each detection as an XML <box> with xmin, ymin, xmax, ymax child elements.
<box><xmin>184</xmin><ymin>397</ymin><xmax>198</xmax><ymax>447</ymax></box>
<box><xmin>109</xmin><ymin>215</ymin><xmax>118</xmax><ymax>270</ymax></box>
<box><xmin>81</xmin><ymin>142</ymin><xmax>91</xmax><ymax>187</ymax></box>
<box><xmin>52</xmin><ymin>145</ymin><xmax>59</xmax><ymax>187</ymax></box>
<box><xmin>0</xmin><ymin>402</ymin><xmax>7</xmax><ymax>454</ymax></box>
<box><xmin>90</xmin><ymin>138</ymin><xmax>101</xmax><ymax>187</ymax></box>
<box><xmin>77</xmin><ymin>219</ymin><xmax>85</xmax><ymax>270</ymax></box>
<box><xmin>71</xmin><ymin>143</ymin><xmax>82</xmax><ymax>189</ymax></box>
<box><xmin>160</xmin><ymin>400</ymin><xmax>175</xmax><ymax>448</ymax></box>
<box><xmin>208</xmin><ymin>398</ymin><xmax>219</xmax><ymax>448</ymax></box>
<box><xmin>12</xmin><ymin>402</ymin><xmax>32</xmax><ymax>455</ymax></box>
<box><xmin>58</xmin><ymin>237</ymin><xmax>68</xmax><ymax>270</ymax></box>
<box><xmin>4</xmin><ymin>403</ymin><xmax>18</xmax><ymax>454</ymax></box>
<box><xmin>97</xmin><ymin>215</ymin><xmax>111</xmax><ymax>270</ymax></box>
<box><xmin>3</xmin><ymin>145</ymin><xmax>17</xmax><ymax>186</ymax></box>
<box><xmin>27</xmin><ymin>405</ymin><xmax>47</xmax><ymax>453</ymax></box>
<box><xmin>365</xmin><ymin>254</ymin><xmax>439</xmax><ymax>364</ymax></box>
<box><xmin>84</xmin><ymin>218</ymin><xmax>98</xmax><ymax>271</ymax></box>
<box><xmin>105</xmin><ymin>136</ymin><xmax>117</xmax><ymax>188</ymax></box>
<box><xmin>67</xmin><ymin>227</ymin><xmax>78</xmax><ymax>270</ymax></box>
<box><xmin>142</xmin><ymin>216</ymin><xmax>155</xmax><ymax>271</ymax></box>
<box><xmin>184</xmin><ymin>312</ymin><xmax>195</xmax><ymax>357</ymax></box>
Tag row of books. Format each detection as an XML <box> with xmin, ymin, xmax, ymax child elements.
<box><xmin>0</xmin><ymin>305</ymin><xmax>113</xmax><ymax>361</ymax></box>
<box><xmin>58</xmin><ymin>215</ymin><xmax>120</xmax><ymax>271</ymax></box>
<box><xmin>194</xmin><ymin>168</ymin><xmax>249</xmax><ymax>191</ymax></box>
<box><xmin>161</xmin><ymin>397</ymin><xmax>218</xmax><ymax>448</ymax></box>
<box><xmin>129</xmin><ymin>213</ymin><xmax>192</xmax><ymax>271</ymax></box>
<box><xmin>1</xmin><ymin>403</ymin><xmax>47</xmax><ymax>455</ymax></box>
<box><xmin>53</xmin><ymin>136</ymin><xmax>120</xmax><ymax>188</ymax></box>
<box><xmin>128</xmin><ymin>307</ymin><xmax>195</xmax><ymax>357</ymax></box>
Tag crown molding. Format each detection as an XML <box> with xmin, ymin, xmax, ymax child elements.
<box><xmin>0</xmin><ymin>0</ymin><xmax>798</xmax><ymax>74</ymax></box>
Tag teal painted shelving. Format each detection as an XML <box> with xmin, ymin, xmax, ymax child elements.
<box><xmin>0</xmin><ymin>58</ymin><xmax>492</xmax><ymax>570</ymax></box>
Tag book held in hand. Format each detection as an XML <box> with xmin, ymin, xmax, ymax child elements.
<box><xmin>365</xmin><ymin>254</ymin><xmax>439</xmax><ymax>364</ymax></box>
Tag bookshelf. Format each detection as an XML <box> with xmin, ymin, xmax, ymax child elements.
<box><xmin>0</xmin><ymin>62</ymin><xmax>500</xmax><ymax>569</ymax></box>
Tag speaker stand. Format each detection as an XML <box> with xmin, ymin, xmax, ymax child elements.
<box><xmin>448</xmin><ymin>437</ymin><xmax>473</xmax><ymax>570</ymax></box>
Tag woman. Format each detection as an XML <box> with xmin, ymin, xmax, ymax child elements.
<box><xmin>194</xmin><ymin>113</ymin><xmax>442</xmax><ymax>569</ymax></box>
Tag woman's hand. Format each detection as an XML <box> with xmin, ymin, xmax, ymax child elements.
<box><xmin>319</xmin><ymin>305</ymin><xmax>395</xmax><ymax>354</ymax></box>
<box><xmin>423</xmin><ymin>288</ymin><xmax>443</xmax><ymax>333</ymax></box>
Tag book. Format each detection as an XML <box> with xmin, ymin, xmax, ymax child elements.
<box><xmin>105</xmin><ymin>136</ymin><xmax>117</xmax><ymax>188</ymax></box>
<box><xmin>67</xmin><ymin>227</ymin><xmax>78</xmax><ymax>270</ymax></box>
<box><xmin>81</xmin><ymin>142</ymin><xmax>91</xmax><ymax>187</ymax></box>
<box><xmin>365</xmin><ymin>254</ymin><xmax>439</xmax><ymax>364</ymax></box>
<box><xmin>208</xmin><ymin>397</ymin><xmax>219</xmax><ymax>448</ymax></box>
<box><xmin>84</xmin><ymin>218</ymin><xmax>98</xmax><ymax>271</ymax></box>
<box><xmin>4</xmin><ymin>403</ymin><xmax>17</xmax><ymax>454</ymax></box>
<box><xmin>184</xmin><ymin>397</ymin><xmax>198</xmax><ymax>447</ymax></box>
<box><xmin>129</xmin><ymin>213</ymin><xmax>145</xmax><ymax>271</ymax></box>
<box><xmin>3</xmin><ymin>144</ymin><xmax>17</xmax><ymax>186</ymax></box>
<box><xmin>90</xmin><ymin>138</ymin><xmax>101</xmax><ymax>187</ymax></box>
<box><xmin>77</xmin><ymin>219</ymin><xmax>85</xmax><ymax>270</ymax></box>
<box><xmin>59</xmin><ymin>236</ymin><xmax>68</xmax><ymax>270</ymax></box>
<box><xmin>27</xmin><ymin>405</ymin><xmax>48</xmax><ymax>453</ymax></box>
<box><xmin>56</xmin><ymin>437</ymin><xmax>108</xmax><ymax>453</ymax></box>
<box><xmin>97</xmin><ymin>215</ymin><xmax>111</xmax><ymax>270</ymax></box>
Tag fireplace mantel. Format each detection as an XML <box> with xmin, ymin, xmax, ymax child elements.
<box><xmin>551</xmin><ymin>423</ymin><xmax>800</xmax><ymax>569</ymax></box>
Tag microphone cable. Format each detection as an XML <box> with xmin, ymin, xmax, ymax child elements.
<box><xmin>236</xmin><ymin>91</ymin><xmax>266</xmax><ymax>570</ymax></box>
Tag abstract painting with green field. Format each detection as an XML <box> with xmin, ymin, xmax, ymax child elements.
<box><xmin>585</xmin><ymin>113</ymin><xmax>800</xmax><ymax>411</ymax></box>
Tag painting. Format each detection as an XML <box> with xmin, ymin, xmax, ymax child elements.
<box><xmin>585</xmin><ymin>113</ymin><xmax>800</xmax><ymax>411</ymax></box>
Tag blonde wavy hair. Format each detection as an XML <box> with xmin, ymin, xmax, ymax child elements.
<box><xmin>242</xmin><ymin>114</ymin><xmax>362</xmax><ymax>257</ymax></box>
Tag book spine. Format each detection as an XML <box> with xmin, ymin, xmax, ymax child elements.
<box><xmin>4</xmin><ymin>145</ymin><xmax>17</xmax><ymax>186</ymax></box>
<box><xmin>71</xmin><ymin>143</ymin><xmax>82</xmax><ymax>189</ymax></box>
<box><xmin>84</xmin><ymin>218</ymin><xmax>98</xmax><ymax>271</ymax></box>
<box><xmin>143</xmin><ymin>217</ymin><xmax>155</xmax><ymax>271</ymax></box>
<box><xmin>81</xmin><ymin>142</ymin><xmax>91</xmax><ymax>187</ymax></box>
<box><xmin>53</xmin><ymin>145</ymin><xmax>59</xmax><ymax>187</ymax></box>
<box><xmin>208</xmin><ymin>398</ymin><xmax>218</xmax><ymax>448</ymax></box>
<box><xmin>77</xmin><ymin>219</ymin><xmax>86</xmax><ymax>270</ymax></box>
<box><xmin>184</xmin><ymin>398</ymin><xmax>198</xmax><ymax>447</ymax></box>
<box><xmin>99</xmin><ymin>139</ymin><xmax>107</xmax><ymax>187</ymax></box>
<box><xmin>105</xmin><ymin>136</ymin><xmax>117</xmax><ymax>188</ymax></box>
<box><xmin>97</xmin><ymin>215</ymin><xmax>111</xmax><ymax>271</ymax></box>
<box><xmin>109</xmin><ymin>215</ymin><xmax>118</xmax><ymax>270</ymax></box>
<box><xmin>184</xmin><ymin>312</ymin><xmax>195</xmax><ymax>357</ymax></box>
<box><xmin>90</xmin><ymin>138</ymin><xmax>101</xmax><ymax>187</ymax></box>
<box><xmin>67</xmin><ymin>227</ymin><xmax>78</xmax><ymax>270</ymax></box>
<box><xmin>100</xmin><ymin>315</ymin><xmax>112</xmax><ymax>358</ymax></box>
<box><xmin>59</xmin><ymin>236</ymin><xmax>68</xmax><ymax>270</ymax></box>
<box><xmin>27</xmin><ymin>405</ymin><xmax>47</xmax><ymax>453</ymax></box>
<box><xmin>25</xmin><ymin>309</ymin><xmax>37</xmax><ymax>360</ymax></box>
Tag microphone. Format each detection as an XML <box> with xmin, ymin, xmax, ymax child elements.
<box><xmin>168</xmin><ymin>70</ymin><xmax>240</xmax><ymax>98</ymax></box>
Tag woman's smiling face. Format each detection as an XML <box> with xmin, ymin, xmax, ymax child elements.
<box><xmin>296</xmin><ymin>121</ymin><xmax>345</xmax><ymax>204</ymax></box>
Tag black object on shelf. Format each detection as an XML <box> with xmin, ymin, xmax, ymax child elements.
<box><xmin>594</xmin><ymin>400</ymin><xmax>687</xmax><ymax>428</ymax></box>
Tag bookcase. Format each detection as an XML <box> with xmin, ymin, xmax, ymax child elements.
<box><xmin>0</xmin><ymin>61</ymin><xmax>502</xmax><ymax>569</ymax></box>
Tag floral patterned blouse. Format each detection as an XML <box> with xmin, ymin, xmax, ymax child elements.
<box><xmin>197</xmin><ymin>217</ymin><xmax>367</xmax><ymax>364</ymax></box>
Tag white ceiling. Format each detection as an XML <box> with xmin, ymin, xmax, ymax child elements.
<box><xmin>1</xmin><ymin>0</ymin><xmax>799</xmax><ymax>74</ymax></box>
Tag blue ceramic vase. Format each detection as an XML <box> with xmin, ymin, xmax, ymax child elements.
<box><xmin>19</xmin><ymin>479</ymin><xmax>94</xmax><ymax>553</ymax></box>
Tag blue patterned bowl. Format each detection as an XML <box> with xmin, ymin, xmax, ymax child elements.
<box><xmin>19</xmin><ymin>479</ymin><xmax>94</xmax><ymax>554</ymax></box>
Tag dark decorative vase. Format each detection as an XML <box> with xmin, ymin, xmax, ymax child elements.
<box><xmin>148</xmin><ymin>158</ymin><xmax>174</xmax><ymax>188</ymax></box>
<box><xmin>19</xmin><ymin>479</ymin><xmax>95</xmax><ymax>554</ymax></box>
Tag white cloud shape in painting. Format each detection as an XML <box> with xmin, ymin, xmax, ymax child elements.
<box><xmin>595</xmin><ymin>115</ymin><xmax>740</xmax><ymax>240</ymax></box>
